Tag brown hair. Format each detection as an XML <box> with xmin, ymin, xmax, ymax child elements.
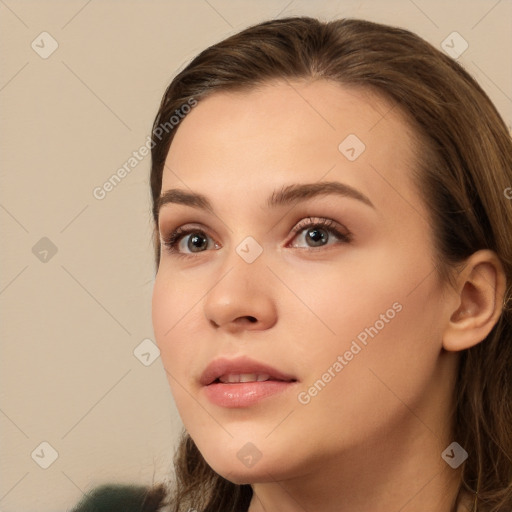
<box><xmin>149</xmin><ymin>16</ymin><xmax>512</xmax><ymax>512</ymax></box>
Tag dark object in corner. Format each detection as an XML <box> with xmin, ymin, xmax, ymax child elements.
<box><xmin>69</xmin><ymin>483</ymin><xmax>167</xmax><ymax>512</ymax></box>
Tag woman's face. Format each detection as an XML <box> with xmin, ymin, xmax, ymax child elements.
<box><xmin>152</xmin><ymin>80</ymin><xmax>456</xmax><ymax>484</ymax></box>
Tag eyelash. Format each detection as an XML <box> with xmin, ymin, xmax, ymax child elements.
<box><xmin>160</xmin><ymin>217</ymin><xmax>352</xmax><ymax>259</ymax></box>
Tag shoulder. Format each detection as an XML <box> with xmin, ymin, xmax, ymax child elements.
<box><xmin>68</xmin><ymin>482</ymin><xmax>168</xmax><ymax>512</ymax></box>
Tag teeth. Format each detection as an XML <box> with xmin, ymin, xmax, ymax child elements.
<box><xmin>219</xmin><ymin>373</ymin><xmax>271</xmax><ymax>383</ymax></box>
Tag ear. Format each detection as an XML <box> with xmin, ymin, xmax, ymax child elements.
<box><xmin>442</xmin><ymin>250</ymin><xmax>506</xmax><ymax>352</ymax></box>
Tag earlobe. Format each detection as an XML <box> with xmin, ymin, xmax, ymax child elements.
<box><xmin>442</xmin><ymin>250</ymin><xmax>506</xmax><ymax>352</ymax></box>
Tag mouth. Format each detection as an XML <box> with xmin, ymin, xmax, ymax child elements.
<box><xmin>200</xmin><ymin>356</ymin><xmax>298</xmax><ymax>386</ymax></box>
<box><xmin>214</xmin><ymin>373</ymin><xmax>293</xmax><ymax>384</ymax></box>
<box><xmin>200</xmin><ymin>356</ymin><xmax>298</xmax><ymax>408</ymax></box>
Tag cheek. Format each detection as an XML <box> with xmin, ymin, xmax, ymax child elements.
<box><xmin>290</xmin><ymin>247</ymin><xmax>445</xmax><ymax>402</ymax></box>
<box><xmin>152</xmin><ymin>276</ymin><xmax>207</xmax><ymax>425</ymax></box>
<box><xmin>297</xmin><ymin>262</ymin><xmax>444</xmax><ymax>429</ymax></box>
<box><xmin>151</xmin><ymin>273</ymin><xmax>199</xmax><ymax>374</ymax></box>
<box><xmin>283</xmin><ymin>252</ymin><xmax>407</xmax><ymax>350</ymax></box>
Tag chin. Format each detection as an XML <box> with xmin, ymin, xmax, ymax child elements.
<box><xmin>193</xmin><ymin>435</ymin><xmax>300</xmax><ymax>485</ymax></box>
<box><xmin>208</xmin><ymin>461</ymin><xmax>279</xmax><ymax>486</ymax></box>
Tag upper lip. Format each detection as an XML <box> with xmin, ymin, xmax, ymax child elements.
<box><xmin>200</xmin><ymin>356</ymin><xmax>297</xmax><ymax>386</ymax></box>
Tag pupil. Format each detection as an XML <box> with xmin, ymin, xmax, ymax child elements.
<box><xmin>307</xmin><ymin>228</ymin><xmax>327</xmax><ymax>246</ymax></box>
<box><xmin>189</xmin><ymin>234</ymin><xmax>207</xmax><ymax>252</ymax></box>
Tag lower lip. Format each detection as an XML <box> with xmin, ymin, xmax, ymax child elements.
<box><xmin>203</xmin><ymin>380</ymin><xmax>296</xmax><ymax>408</ymax></box>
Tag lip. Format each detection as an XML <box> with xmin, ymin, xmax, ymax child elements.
<box><xmin>200</xmin><ymin>356</ymin><xmax>298</xmax><ymax>408</ymax></box>
<box><xmin>200</xmin><ymin>356</ymin><xmax>297</xmax><ymax>386</ymax></box>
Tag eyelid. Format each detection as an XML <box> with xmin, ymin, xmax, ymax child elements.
<box><xmin>289</xmin><ymin>216</ymin><xmax>349</xmax><ymax>236</ymax></box>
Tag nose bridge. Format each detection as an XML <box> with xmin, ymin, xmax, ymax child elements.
<box><xmin>202</xmin><ymin>240</ymin><xmax>277</xmax><ymax>330</ymax></box>
<box><xmin>217</xmin><ymin>229</ymin><xmax>268</xmax><ymax>291</ymax></box>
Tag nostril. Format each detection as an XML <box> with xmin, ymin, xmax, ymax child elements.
<box><xmin>209</xmin><ymin>316</ymin><xmax>257</xmax><ymax>328</ymax></box>
<box><xmin>236</xmin><ymin>316</ymin><xmax>257</xmax><ymax>324</ymax></box>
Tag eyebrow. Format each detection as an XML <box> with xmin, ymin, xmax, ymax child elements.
<box><xmin>155</xmin><ymin>181</ymin><xmax>375</xmax><ymax>219</ymax></box>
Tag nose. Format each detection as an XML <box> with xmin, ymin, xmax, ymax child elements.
<box><xmin>203</xmin><ymin>256</ymin><xmax>277</xmax><ymax>333</ymax></box>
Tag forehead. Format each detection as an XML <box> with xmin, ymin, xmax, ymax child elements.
<box><xmin>161</xmin><ymin>79</ymin><xmax>423</xmax><ymax>218</ymax></box>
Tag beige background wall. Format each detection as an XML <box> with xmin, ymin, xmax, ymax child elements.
<box><xmin>0</xmin><ymin>1</ymin><xmax>510</xmax><ymax>511</ymax></box>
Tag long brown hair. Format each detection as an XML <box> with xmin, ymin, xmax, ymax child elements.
<box><xmin>149</xmin><ymin>16</ymin><xmax>512</xmax><ymax>512</ymax></box>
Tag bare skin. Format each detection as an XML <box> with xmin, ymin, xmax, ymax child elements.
<box><xmin>151</xmin><ymin>79</ymin><xmax>504</xmax><ymax>512</ymax></box>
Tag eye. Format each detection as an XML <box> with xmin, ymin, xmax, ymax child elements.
<box><xmin>160</xmin><ymin>217</ymin><xmax>351</xmax><ymax>258</ymax></box>
<box><xmin>288</xmin><ymin>217</ymin><xmax>352</xmax><ymax>249</ymax></box>
<box><xmin>160</xmin><ymin>226</ymin><xmax>220</xmax><ymax>258</ymax></box>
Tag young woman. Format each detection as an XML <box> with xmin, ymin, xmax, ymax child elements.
<box><xmin>71</xmin><ymin>15</ymin><xmax>512</xmax><ymax>512</ymax></box>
